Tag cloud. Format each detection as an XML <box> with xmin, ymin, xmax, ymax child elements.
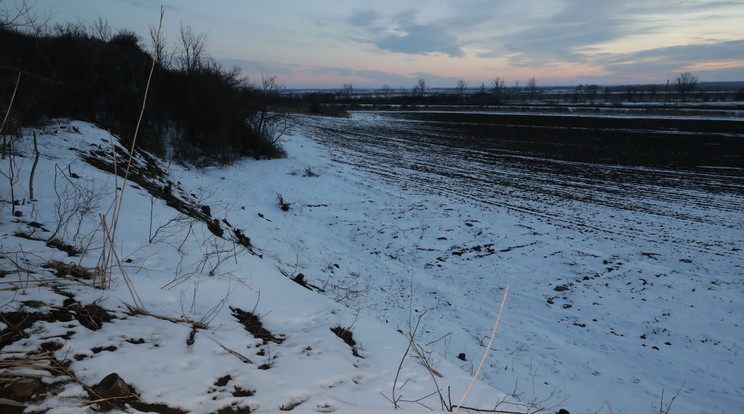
<box><xmin>219</xmin><ymin>55</ymin><xmax>465</xmax><ymax>89</ymax></box>
<box><xmin>599</xmin><ymin>39</ymin><xmax>744</xmax><ymax>76</ymax></box>
<box><xmin>376</xmin><ymin>24</ymin><xmax>463</xmax><ymax>56</ymax></box>
<box><xmin>349</xmin><ymin>9</ymin><xmax>464</xmax><ymax>57</ymax></box>
<box><xmin>348</xmin><ymin>10</ymin><xmax>380</xmax><ymax>28</ymax></box>
<box><xmin>480</xmin><ymin>2</ymin><xmax>632</xmax><ymax>65</ymax></box>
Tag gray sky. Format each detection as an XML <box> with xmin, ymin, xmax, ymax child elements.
<box><xmin>20</xmin><ymin>0</ymin><xmax>744</xmax><ymax>88</ymax></box>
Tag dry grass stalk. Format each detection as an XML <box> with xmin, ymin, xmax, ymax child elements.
<box><xmin>0</xmin><ymin>71</ymin><xmax>21</xmax><ymax>158</ymax></box>
<box><xmin>0</xmin><ymin>397</ymin><xmax>26</xmax><ymax>407</ymax></box>
<box><xmin>95</xmin><ymin>7</ymin><xmax>163</xmax><ymax>304</ymax></box>
<box><xmin>0</xmin><ymin>353</ymin><xmax>60</xmax><ymax>383</ymax></box>
<box><xmin>99</xmin><ymin>216</ymin><xmax>145</xmax><ymax>310</ymax></box>
<box><xmin>452</xmin><ymin>285</ymin><xmax>509</xmax><ymax>414</ymax></box>
<box><xmin>0</xmin><ymin>280</ymin><xmax>88</xmax><ymax>292</ymax></box>
<box><xmin>0</xmin><ymin>252</ymin><xmax>94</xmax><ymax>292</ymax></box>
<box><xmin>0</xmin><ymin>372</ymin><xmax>52</xmax><ymax>380</ymax></box>
<box><xmin>83</xmin><ymin>394</ymin><xmax>139</xmax><ymax>405</ymax></box>
<box><xmin>109</xmin><ymin>7</ymin><xmax>163</xmax><ymax>236</ymax></box>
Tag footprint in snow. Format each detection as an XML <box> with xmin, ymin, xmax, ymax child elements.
<box><xmin>316</xmin><ymin>402</ymin><xmax>337</xmax><ymax>413</ymax></box>
<box><xmin>320</xmin><ymin>376</ymin><xmax>348</xmax><ymax>388</ymax></box>
<box><xmin>279</xmin><ymin>392</ymin><xmax>310</xmax><ymax>411</ymax></box>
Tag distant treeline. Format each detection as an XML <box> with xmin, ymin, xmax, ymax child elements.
<box><xmin>284</xmin><ymin>81</ymin><xmax>744</xmax><ymax>108</ymax></box>
<box><xmin>0</xmin><ymin>22</ymin><xmax>285</xmax><ymax>163</ymax></box>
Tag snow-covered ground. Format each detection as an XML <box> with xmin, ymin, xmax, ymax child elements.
<box><xmin>0</xmin><ymin>120</ymin><xmax>517</xmax><ymax>413</ymax></box>
<box><xmin>1</xmin><ymin>112</ymin><xmax>743</xmax><ymax>413</ymax></box>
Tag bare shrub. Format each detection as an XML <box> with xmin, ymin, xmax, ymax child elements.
<box><xmin>48</xmin><ymin>164</ymin><xmax>108</xmax><ymax>254</ymax></box>
<box><xmin>319</xmin><ymin>271</ymin><xmax>371</xmax><ymax>310</ymax></box>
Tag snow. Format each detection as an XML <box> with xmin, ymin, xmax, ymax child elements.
<box><xmin>1</xmin><ymin>114</ymin><xmax>743</xmax><ymax>413</ymax></box>
<box><xmin>1</xmin><ymin>119</ymin><xmax>513</xmax><ymax>413</ymax></box>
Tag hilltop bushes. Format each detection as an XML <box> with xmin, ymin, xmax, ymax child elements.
<box><xmin>0</xmin><ymin>21</ymin><xmax>283</xmax><ymax>163</ymax></box>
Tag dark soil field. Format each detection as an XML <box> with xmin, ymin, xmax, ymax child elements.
<box><xmin>299</xmin><ymin>110</ymin><xmax>744</xmax><ymax>251</ymax></box>
<box><xmin>381</xmin><ymin>111</ymin><xmax>744</xmax><ymax>168</ymax></box>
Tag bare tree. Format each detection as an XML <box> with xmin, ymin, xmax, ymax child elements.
<box><xmin>380</xmin><ymin>84</ymin><xmax>392</xmax><ymax>99</ymax></box>
<box><xmin>90</xmin><ymin>16</ymin><xmax>112</xmax><ymax>41</ymax></box>
<box><xmin>491</xmin><ymin>77</ymin><xmax>505</xmax><ymax>102</ymax></box>
<box><xmin>178</xmin><ymin>23</ymin><xmax>208</xmax><ymax>71</ymax></box>
<box><xmin>491</xmin><ymin>77</ymin><xmax>505</xmax><ymax>92</ymax></box>
<box><xmin>513</xmin><ymin>80</ymin><xmax>521</xmax><ymax>101</ymax></box>
<box><xmin>586</xmin><ymin>84</ymin><xmax>599</xmax><ymax>104</ymax></box>
<box><xmin>572</xmin><ymin>84</ymin><xmax>585</xmax><ymax>103</ymax></box>
<box><xmin>675</xmin><ymin>72</ymin><xmax>698</xmax><ymax>102</ymax></box>
<box><xmin>1</xmin><ymin>0</ymin><xmax>49</xmax><ymax>35</ymax></box>
<box><xmin>455</xmin><ymin>79</ymin><xmax>466</xmax><ymax>97</ymax></box>
<box><xmin>150</xmin><ymin>23</ymin><xmax>173</xmax><ymax>68</ymax></box>
<box><xmin>248</xmin><ymin>74</ymin><xmax>291</xmax><ymax>157</ymax></box>
<box><xmin>412</xmin><ymin>78</ymin><xmax>427</xmax><ymax>97</ymax></box>
<box><xmin>342</xmin><ymin>83</ymin><xmax>353</xmax><ymax>102</ymax></box>
<box><xmin>625</xmin><ymin>86</ymin><xmax>637</xmax><ymax>102</ymax></box>
<box><xmin>648</xmin><ymin>84</ymin><xmax>659</xmax><ymax>103</ymax></box>
<box><xmin>526</xmin><ymin>77</ymin><xmax>538</xmax><ymax>102</ymax></box>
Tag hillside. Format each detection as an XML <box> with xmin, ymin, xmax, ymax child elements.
<box><xmin>0</xmin><ymin>120</ymin><xmax>513</xmax><ymax>413</ymax></box>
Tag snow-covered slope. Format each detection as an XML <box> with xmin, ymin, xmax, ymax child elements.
<box><xmin>0</xmin><ymin>120</ymin><xmax>514</xmax><ymax>413</ymax></box>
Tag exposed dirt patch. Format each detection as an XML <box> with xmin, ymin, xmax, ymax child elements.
<box><xmin>0</xmin><ymin>300</ymin><xmax>113</xmax><ymax>350</ymax></box>
<box><xmin>0</xmin><ymin>310</ymin><xmax>71</xmax><ymax>349</ymax></box>
<box><xmin>42</xmin><ymin>261</ymin><xmax>94</xmax><ymax>279</ymax></box>
<box><xmin>130</xmin><ymin>402</ymin><xmax>189</xmax><ymax>414</ymax></box>
<box><xmin>214</xmin><ymin>375</ymin><xmax>232</xmax><ymax>387</ymax></box>
<box><xmin>230</xmin><ymin>307</ymin><xmax>285</xmax><ymax>344</ymax></box>
<box><xmin>60</xmin><ymin>299</ymin><xmax>115</xmax><ymax>331</ymax></box>
<box><xmin>215</xmin><ymin>404</ymin><xmax>253</xmax><ymax>414</ymax></box>
<box><xmin>40</xmin><ymin>341</ymin><xmax>64</xmax><ymax>353</ymax></box>
<box><xmin>45</xmin><ymin>238</ymin><xmax>82</xmax><ymax>256</ymax></box>
<box><xmin>84</xmin><ymin>373</ymin><xmax>189</xmax><ymax>414</ymax></box>
<box><xmin>330</xmin><ymin>327</ymin><xmax>362</xmax><ymax>358</ymax></box>
<box><xmin>12</xmin><ymin>231</ymin><xmax>44</xmax><ymax>241</ymax></box>
<box><xmin>91</xmin><ymin>345</ymin><xmax>117</xmax><ymax>354</ymax></box>
<box><xmin>231</xmin><ymin>386</ymin><xmax>255</xmax><ymax>397</ymax></box>
<box><xmin>94</xmin><ymin>396</ymin><xmax>189</xmax><ymax>414</ymax></box>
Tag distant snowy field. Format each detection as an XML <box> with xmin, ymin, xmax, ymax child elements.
<box><xmin>1</xmin><ymin>111</ymin><xmax>742</xmax><ymax>413</ymax></box>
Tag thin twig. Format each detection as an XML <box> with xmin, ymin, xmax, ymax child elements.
<box><xmin>209</xmin><ymin>338</ymin><xmax>253</xmax><ymax>364</ymax></box>
<box><xmin>392</xmin><ymin>310</ymin><xmax>426</xmax><ymax>408</ymax></box>
<box><xmin>661</xmin><ymin>381</ymin><xmax>685</xmax><ymax>414</ymax></box>
<box><xmin>126</xmin><ymin>305</ymin><xmax>207</xmax><ymax>330</ymax></box>
<box><xmin>453</xmin><ymin>285</ymin><xmax>509</xmax><ymax>414</ymax></box>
